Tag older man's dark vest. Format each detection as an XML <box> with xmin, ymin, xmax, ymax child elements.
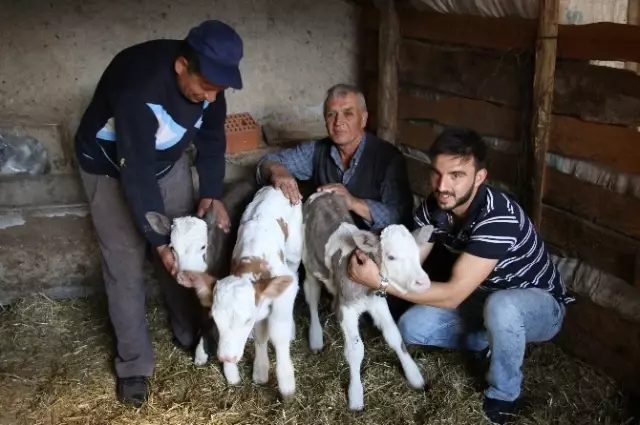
<box><xmin>310</xmin><ymin>134</ymin><xmax>405</xmax><ymax>230</ymax></box>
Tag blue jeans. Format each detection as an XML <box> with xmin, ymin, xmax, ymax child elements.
<box><xmin>397</xmin><ymin>288</ymin><xmax>566</xmax><ymax>401</ymax></box>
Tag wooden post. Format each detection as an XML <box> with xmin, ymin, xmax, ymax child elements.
<box><xmin>374</xmin><ymin>0</ymin><xmax>399</xmax><ymax>143</ymax></box>
<box><xmin>626</xmin><ymin>0</ymin><xmax>640</xmax><ymax>74</ymax></box>
<box><xmin>529</xmin><ymin>0</ymin><xmax>559</xmax><ymax>229</ymax></box>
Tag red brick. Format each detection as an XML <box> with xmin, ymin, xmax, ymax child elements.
<box><xmin>224</xmin><ymin>113</ymin><xmax>261</xmax><ymax>154</ymax></box>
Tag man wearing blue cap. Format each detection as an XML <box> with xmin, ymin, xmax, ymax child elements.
<box><xmin>74</xmin><ymin>20</ymin><xmax>244</xmax><ymax>407</ymax></box>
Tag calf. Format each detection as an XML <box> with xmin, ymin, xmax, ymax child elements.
<box><xmin>301</xmin><ymin>190</ymin><xmax>434</xmax><ymax>411</ymax></box>
<box><xmin>145</xmin><ymin>179</ymin><xmax>258</xmax><ymax>365</ymax></box>
<box><xmin>180</xmin><ymin>185</ymin><xmax>303</xmax><ymax>399</ymax></box>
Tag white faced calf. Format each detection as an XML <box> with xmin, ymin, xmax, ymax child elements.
<box><xmin>182</xmin><ymin>185</ymin><xmax>303</xmax><ymax>400</ymax></box>
<box><xmin>145</xmin><ymin>180</ymin><xmax>257</xmax><ymax>364</ymax></box>
<box><xmin>302</xmin><ymin>191</ymin><xmax>434</xmax><ymax>411</ymax></box>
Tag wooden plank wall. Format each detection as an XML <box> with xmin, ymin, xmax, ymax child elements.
<box><xmin>360</xmin><ymin>3</ymin><xmax>640</xmax><ymax>396</ymax></box>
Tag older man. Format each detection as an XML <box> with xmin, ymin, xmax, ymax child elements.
<box><xmin>74</xmin><ymin>20</ymin><xmax>244</xmax><ymax>407</ymax></box>
<box><xmin>255</xmin><ymin>83</ymin><xmax>413</xmax><ymax>231</ymax></box>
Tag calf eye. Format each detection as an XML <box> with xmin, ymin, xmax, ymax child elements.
<box><xmin>387</xmin><ymin>255</ymin><xmax>396</xmax><ymax>261</ymax></box>
<box><xmin>201</xmin><ymin>245</ymin><xmax>206</xmax><ymax>250</ymax></box>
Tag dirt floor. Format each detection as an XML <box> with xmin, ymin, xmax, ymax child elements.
<box><xmin>0</xmin><ymin>293</ymin><xmax>636</xmax><ymax>425</ymax></box>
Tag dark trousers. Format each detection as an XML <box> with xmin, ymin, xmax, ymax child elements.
<box><xmin>79</xmin><ymin>154</ymin><xmax>201</xmax><ymax>378</ymax></box>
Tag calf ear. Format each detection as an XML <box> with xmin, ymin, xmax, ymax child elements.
<box><xmin>177</xmin><ymin>271</ymin><xmax>217</xmax><ymax>308</ymax></box>
<box><xmin>352</xmin><ymin>230</ymin><xmax>379</xmax><ymax>254</ymax></box>
<box><xmin>146</xmin><ymin>212</ymin><xmax>171</xmax><ymax>236</ymax></box>
<box><xmin>255</xmin><ymin>275</ymin><xmax>294</xmax><ymax>300</ymax></box>
<box><xmin>177</xmin><ymin>270</ymin><xmax>215</xmax><ymax>288</ymax></box>
<box><xmin>412</xmin><ymin>225</ymin><xmax>435</xmax><ymax>246</ymax></box>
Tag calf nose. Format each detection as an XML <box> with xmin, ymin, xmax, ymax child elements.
<box><xmin>416</xmin><ymin>276</ymin><xmax>431</xmax><ymax>288</ymax></box>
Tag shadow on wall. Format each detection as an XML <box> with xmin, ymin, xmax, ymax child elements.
<box><xmin>0</xmin><ymin>0</ymin><xmax>360</xmax><ymax>139</ymax></box>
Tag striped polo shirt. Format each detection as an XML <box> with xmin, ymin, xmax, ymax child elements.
<box><xmin>414</xmin><ymin>184</ymin><xmax>574</xmax><ymax>305</ymax></box>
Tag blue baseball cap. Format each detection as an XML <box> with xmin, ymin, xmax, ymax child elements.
<box><xmin>185</xmin><ymin>20</ymin><xmax>244</xmax><ymax>90</ymax></box>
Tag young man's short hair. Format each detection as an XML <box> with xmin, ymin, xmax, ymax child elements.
<box><xmin>427</xmin><ymin>127</ymin><xmax>488</xmax><ymax>171</ymax></box>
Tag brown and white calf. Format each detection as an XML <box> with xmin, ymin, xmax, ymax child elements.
<box><xmin>301</xmin><ymin>190</ymin><xmax>434</xmax><ymax>411</ymax></box>
<box><xmin>145</xmin><ymin>179</ymin><xmax>258</xmax><ymax>365</ymax></box>
<box><xmin>180</xmin><ymin>185</ymin><xmax>303</xmax><ymax>399</ymax></box>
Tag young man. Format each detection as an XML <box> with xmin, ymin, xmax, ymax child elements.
<box><xmin>256</xmin><ymin>83</ymin><xmax>413</xmax><ymax>231</ymax></box>
<box><xmin>74</xmin><ymin>20</ymin><xmax>244</xmax><ymax>407</ymax></box>
<box><xmin>347</xmin><ymin>127</ymin><xmax>573</xmax><ymax>424</ymax></box>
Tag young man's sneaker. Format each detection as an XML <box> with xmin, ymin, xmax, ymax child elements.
<box><xmin>118</xmin><ymin>376</ymin><xmax>148</xmax><ymax>408</ymax></box>
<box><xmin>483</xmin><ymin>396</ymin><xmax>516</xmax><ymax>424</ymax></box>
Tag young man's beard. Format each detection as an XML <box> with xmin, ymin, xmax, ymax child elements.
<box><xmin>436</xmin><ymin>183</ymin><xmax>475</xmax><ymax>211</ymax></box>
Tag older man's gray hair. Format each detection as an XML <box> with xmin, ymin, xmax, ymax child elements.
<box><xmin>323</xmin><ymin>84</ymin><xmax>368</xmax><ymax>114</ymax></box>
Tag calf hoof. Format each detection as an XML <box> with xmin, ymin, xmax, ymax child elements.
<box><xmin>308</xmin><ymin>332</ymin><xmax>324</xmax><ymax>354</ymax></box>
<box><xmin>193</xmin><ymin>337</ymin><xmax>209</xmax><ymax>366</ymax></box>
<box><xmin>280</xmin><ymin>391</ymin><xmax>296</xmax><ymax>404</ymax></box>
<box><xmin>226</xmin><ymin>377</ymin><xmax>242</xmax><ymax>386</ymax></box>
<box><xmin>223</xmin><ymin>363</ymin><xmax>241</xmax><ymax>386</ymax></box>
<box><xmin>404</xmin><ymin>363</ymin><xmax>426</xmax><ymax>389</ymax></box>
<box><xmin>348</xmin><ymin>401</ymin><xmax>364</xmax><ymax>412</ymax></box>
<box><xmin>348</xmin><ymin>383</ymin><xmax>364</xmax><ymax>412</ymax></box>
<box><xmin>252</xmin><ymin>370</ymin><xmax>269</xmax><ymax>386</ymax></box>
<box><xmin>407</xmin><ymin>372</ymin><xmax>425</xmax><ymax>390</ymax></box>
<box><xmin>194</xmin><ymin>354</ymin><xmax>208</xmax><ymax>366</ymax></box>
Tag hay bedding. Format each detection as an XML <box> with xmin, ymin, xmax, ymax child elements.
<box><xmin>0</xmin><ymin>293</ymin><xmax>633</xmax><ymax>425</ymax></box>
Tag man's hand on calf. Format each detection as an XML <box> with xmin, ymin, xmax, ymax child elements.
<box><xmin>157</xmin><ymin>244</ymin><xmax>177</xmax><ymax>278</ymax></box>
<box><xmin>271</xmin><ymin>165</ymin><xmax>302</xmax><ymax>205</ymax></box>
<box><xmin>317</xmin><ymin>183</ymin><xmax>355</xmax><ymax>210</ymax></box>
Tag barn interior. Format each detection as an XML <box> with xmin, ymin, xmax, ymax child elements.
<box><xmin>1</xmin><ymin>0</ymin><xmax>639</xmax><ymax>423</ymax></box>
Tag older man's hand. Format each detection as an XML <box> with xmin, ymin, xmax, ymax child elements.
<box><xmin>271</xmin><ymin>165</ymin><xmax>302</xmax><ymax>205</ymax></box>
<box><xmin>196</xmin><ymin>198</ymin><xmax>230</xmax><ymax>233</ymax></box>
<box><xmin>157</xmin><ymin>244</ymin><xmax>177</xmax><ymax>278</ymax></box>
<box><xmin>318</xmin><ymin>183</ymin><xmax>355</xmax><ymax>210</ymax></box>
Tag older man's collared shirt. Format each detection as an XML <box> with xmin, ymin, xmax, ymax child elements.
<box><xmin>414</xmin><ymin>184</ymin><xmax>574</xmax><ymax>305</ymax></box>
<box><xmin>256</xmin><ymin>134</ymin><xmax>408</xmax><ymax>230</ymax></box>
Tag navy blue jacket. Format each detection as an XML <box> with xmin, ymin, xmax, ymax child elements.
<box><xmin>75</xmin><ymin>39</ymin><xmax>227</xmax><ymax>247</ymax></box>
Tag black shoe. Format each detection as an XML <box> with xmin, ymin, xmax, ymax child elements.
<box><xmin>117</xmin><ymin>376</ymin><xmax>148</xmax><ymax>408</ymax></box>
<box><xmin>483</xmin><ymin>396</ymin><xmax>516</xmax><ymax>424</ymax></box>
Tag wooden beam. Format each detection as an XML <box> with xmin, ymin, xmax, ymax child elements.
<box><xmin>366</xmin><ymin>78</ymin><xmax>521</xmax><ymax>140</ymax></box>
<box><xmin>554</xmin><ymin>294</ymin><xmax>640</xmax><ymax>398</ymax></box>
<box><xmin>374</xmin><ymin>0</ymin><xmax>399</xmax><ymax>143</ymax></box>
<box><xmin>363</xmin><ymin>31</ymin><xmax>640</xmax><ymax>126</ymax></box>
<box><xmin>405</xmin><ymin>156</ymin><xmax>431</xmax><ymax>197</ymax></box>
<box><xmin>558</xmin><ymin>21</ymin><xmax>640</xmax><ymax>63</ymax></box>
<box><xmin>529</xmin><ymin>0</ymin><xmax>559</xmax><ymax>229</ymax></box>
<box><xmin>361</xmin><ymin>6</ymin><xmax>536</xmax><ymax>53</ymax></box>
<box><xmin>626</xmin><ymin>0</ymin><xmax>640</xmax><ymax>74</ymax></box>
<box><xmin>399</xmin><ymin>121</ymin><xmax>520</xmax><ymax>190</ymax></box>
<box><xmin>363</xmin><ymin>4</ymin><xmax>640</xmax><ymax>63</ymax></box>
<box><xmin>544</xmin><ymin>168</ymin><xmax>640</xmax><ymax>240</ymax></box>
<box><xmin>361</xmin><ymin>34</ymin><xmax>531</xmax><ymax>109</ymax></box>
<box><xmin>553</xmin><ymin>61</ymin><xmax>640</xmax><ymax>126</ymax></box>
<box><xmin>549</xmin><ymin>115</ymin><xmax>640</xmax><ymax>175</ymax></box>
<box><xmin>541</xmin><ymin>205</ymin><xmax>640</xmax><ymax>285</ymax></box>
